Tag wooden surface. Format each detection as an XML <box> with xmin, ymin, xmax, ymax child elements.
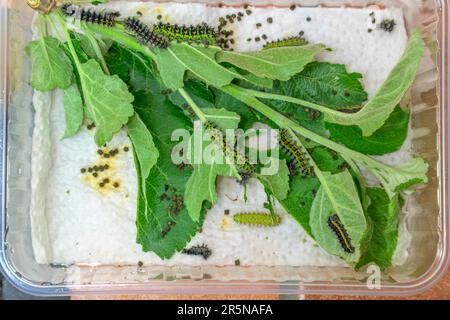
<box><xmin>72</xmin><ymin>267</ymin><xmax>450</xmax><ymax>300</ymax></box>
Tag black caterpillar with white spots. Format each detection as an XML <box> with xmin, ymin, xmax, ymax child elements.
<box><xmin>61</xmin><ymin>4</ymin><xmax>120</xmax><ymax>27</ymax></box>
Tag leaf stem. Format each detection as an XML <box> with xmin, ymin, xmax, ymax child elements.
<box><xmin>241</xmin><ymin>87</ymin><xmax>349</xmax><ymax>119</ymax></box>
<box><xmin>46</xmin><ymin>15</ymin><xmax>63</xmax><ymax>39</ymax></box>
<box><xmin>178</xmin><ymin>88</ymin><xmax>207</xmax><ymax>122</ymax></box>
<box><xmin>83</xmin><ymin>27</ymin><xmax>110</xmax><ymax>75</ymax></box>
<box><xmin>221</xmin><ymin>84</ymin><xmax>387</xmax><ymax>171</ymax></box>
<box><xmin>56</xmin><ymin>14</ymin><xmax>82</xmax><ymax>69</ymax></box>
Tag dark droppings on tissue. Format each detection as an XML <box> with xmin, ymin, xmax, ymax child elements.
<box><xmin>290</xmin><ymin>5</ymin><xmax>296</xmax><ymax>11</ymax></box>
<box><xmin>224</xmin><ymin>209</ymin><xmax>230</xmax><ymax>215</ymax></box>
<box><xmin>234</xmin><ymin>259</ymin><xmax>241</xmax><ymax>266</ymax></box>
<box><xmin>379</xmin><ymin>19</ymin><xmax>396</xmax><ymax>32</ymax></box>
<box><xmin>267</xmin><ymin>17</ymin><xmax>273</xmax><ymax>24</ymax></box>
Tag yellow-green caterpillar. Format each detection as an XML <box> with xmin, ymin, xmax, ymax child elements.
<box><xmin>327</xmin><ymin>214</ymin><xmax>355</xmax><ymax>254</ymax></box>
<box><xmin>204</xmin><ymin>122</ymin><xmax>256</xmax><ymax>180</ymax></box>
<box><xmin>233</xmin><ymin>213</ymin><xmax>281</xmax><ymax>227</ymax></box>
<box><xmin>279</xmin><ymin>129</ymin><xmax>314</xmax><ymax>176</ymax></box>
<box><xmin>263</xmin><ymin>36</ymin><xmax>308</xmax><ymax>50</ymax></box>
<box><xmin>153</xmin><ymin>22</ymin><xmax>217</xmax><ymax>46</ymax></box>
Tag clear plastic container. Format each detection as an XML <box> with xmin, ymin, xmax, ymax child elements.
<box><xmin>0</xmin><ymin>0</ymin><xmax>448</xmax><ymax>297</ymax></box>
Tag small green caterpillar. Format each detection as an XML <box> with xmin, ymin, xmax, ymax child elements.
<box><xmin>279</xmin><ymin>129</ymin><xmax>314</xmax><ymax>176</ymax></box>
<box><xmin>263</xmin><ymin>36</ymin><xmax>308</xmax><ymax>50</ymax></box>
<box><xmin>153</xmin><ymin>22</ymin><xmax>217</xmax><ymax>46</ymax></box>
<box><xmin>233</xmin><ymin>213</ymin><xmax>281</xmax><ymax>227</ymax></box>
<box><xmin>327</xmin><ymin>214</ymin><xmax>355</xmax><ymax>254</ymax></box>
<box><xmin>204</xmin><ymin>122</ymin><xmax>256</xmax><ymax>180</ymax></box>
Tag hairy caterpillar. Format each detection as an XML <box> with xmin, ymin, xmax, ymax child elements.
<box><xmin>124</xmin><ymin>17</ymin><xmax>170</xmax><ymax>49</ymax></box>
<box><xmin>327</xmin><ymin>214</ymin><xmax>355</xmax><ymax>254</ymax></box>
<box><xmin>61</xmin><ymin>4</ymin><xmax>120</xmax><ymax>27</ymax></box>
<box><xmin>233</xmin><ymin>212</ymin><xmax>281</xmax><ymax>227</ymax></box>
<box><xmin>182</xmin><ymin>244</ymin><xmax>212</xmax><ymax>260</ymax></box>
<box><xmin>263</xmin><ymin>36</ymin><xmax>308</xmax><ymax>50</ymax></box>
<box><xmin>279</xmin><ymin>129</ymin><xmax>314</xmax><ymax>176</ymax></box>
<box><xmin>153</xmin><ymin>22</ymin><xmax>217</xmax><ymax>46</ymax></box>
<box><xmin>204</xmin><ymin>121</ymin><xmax>256</xmax><ymax>181</ymax></box>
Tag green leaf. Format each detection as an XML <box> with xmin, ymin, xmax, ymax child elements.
<box><xmin>26</xmin><ymin>36</ymin><xmax>73</xmax><ymax>91</ymax></box>
<box><xmin>134</xmin><ymin>92</ymin><xmax>202</xmax><ymax>259</ymax></box>
<box><xmin>310</xmin><ymin>170</ymin><xmax>368</xmax><ymax>266</ymax></box>
<box><xmin>79</xmin><ymin>34</ymin><xmax>112</xmax><ymax>59</ymax></box>
<box><xmin>203</xmin><ymin>108</ymin><xmax>241</xmax><ymax>130</ymax></box>
<box><xmin>272</xmin><ymin>62</ymin><xmax>368</xmax><ymax>110</ymax></box>
<box><xmin>325</xmin><ymin>28</ymin><xmax>425</xmax><ymax>136</ymax></box>
<box><xmin>367</xmin><ymin>157</ymin><xmax>428</xmax><ymax>198</ymax></box>
<box><xmin>169</xmin><ymin>80</ymin><xmax>215</xmax><ymax>110</ymax></box>
<box><xmin>214</xmin><ymin>89</ymin><xmax>260</xmax><ymax>130</ymax></box>
<box><xmin>105</xmin><ymin>43</ymin><xmax>161</xmax><ymax>94</ymax></box>
<box><xmin>185</xmin><ymin>108</ymin><xmax>242</xmax><ymax>221</ymax></box>
<box><xmin>356</xmin><ymin>188</ymin><xmax>399</xmax><ymax>270</ymax></box>
<box><xmin>216</xmin><ymin>45</ymin><xmax>325</xmax><ymax>81</ymax></box>
<box><xmin>278</xmin><ymin>176</ymin><xmax>321</xmax><ymax>237</ymax></box>
<box><xmin>185</xmin><ymin>159</ymin><xmax>239</xmax><ymax>222</ymax></box>
<box><xmin>62</xmin><ymin>84</ymin><xmax>84</xmax><ymax>138</ymax></box>
<box><xmin>311</xmin><ymin>146</ymin><xmax>346</xmax><ymax>174</ymax></box>
<box><xmin>127</xmin><ymin>113</ymin><xmax>159</xmax><ymax>180</ymax></box>
<box><xmin>257</xmin><ymin>159</ymin><xmax>290</xmax><ymax>201</ymax></box>
<box><xmin>155</xmin><ymin>44</ymin><xmax>236</xmax><ymax>90</ymax></box>
<box><xmin>77</xmin><ymin>59</ymin><xmax>134</xmax><ymax>146</ymax></box>
<box><xmin>327</xmin><ymin>106</ymin><xmax>409</xmax><ymax>155</ymax></box>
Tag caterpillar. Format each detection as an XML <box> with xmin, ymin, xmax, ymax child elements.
<box><xmin>279</xmin><ymin>129</ymin><xmax>314</xmax><ymax>176</ymax></box>
<box><xmin>153</xmin><ymin>22</ymin><xmax>217</xmax><ymax>46</ymax></box>
<box><xmin>263</xmin><ymin>36</ymin><xmax>308</xmax><ymax>50</ymax></box>
<box><xmin>61</xmin><ymin>4</ymin><xmax>120</xmax><ymax>27</ymax></box>
<box><xmin>233</xmin><ymin>212</ymin><xmax>281</xmax><ymax>227</ymax></box>
<box><xmin>182</xmin><ymin>244</ymin><xmax>212</xmax><ymax>260</ymax></box>
<box><xmin>124</xmin><ymin>17</ymin><xmax>170</xmax><ymax>49</ymax></box>
<box><xmin>204</xmin><ymin>121</ymin><xmax>256</xmax><ymax>181</ymax></box>
<box><xmin>327</xmin><ymin>214</ymin><xmax>355</xmax><ymax>254</ymax></box>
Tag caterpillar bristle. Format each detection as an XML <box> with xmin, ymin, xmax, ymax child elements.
<box><xmin>327</xmin><ymin>214</ymin><xmax>355</xmax><ymax>254</ymax></box>
<box><xmin>263</xmin><ymin>36</ymin><xmax>308</xmax><ymax>50</ymax></box>
<box><xmin>279</xmin><ymin>129</ymin><xmax>314</xmax><ymax>176</ymax></box>
<box><xmin>233</xmin><ymin>213</ymin><xmax>281</xmax><ymax>227</ymax></box>
<box><xmin>153</xmin><ymin>22</ymin><xmax>217</xmax><ymax>46</ymax></box>
<box><xmin>124</xmin><ymin>17</ymin><xmax>170</xmax><ymax>49</ymax></box>
<box><xmin>204</xmin><ymin>121</ymin><xmax>256</xmax><ymax>181</ymax></box>
<box><xmin>182</xmin><ymin>243</ymin><xmax>211</xmax><ymax>260</ymax></box>
<box><xmin>61</xmin><ymin>4</ymin><xmax>120</xmax><ymax>27</ymax></box>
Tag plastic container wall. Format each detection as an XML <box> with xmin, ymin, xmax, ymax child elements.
<box><xmin>0</xmin><ymin>0</ymin><xmax>448</xmax><ymax>296</ymax></box>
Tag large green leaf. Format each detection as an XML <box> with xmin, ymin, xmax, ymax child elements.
<box><xmin>257</xmin><ymin>159</ymin><xmax>290</xmax><ymax>201</ymax></box>
<box><xmin>310</xmin><ymin>170</ymin><xmax>368</xmax><ymax>266</ymax></box>
<box><xmin>77</xmin><ymin>59</ymin><xmax>134</xmax><ymax>146</ymax></box>
<box><xmin>134</xmin><ymin>92</ymin><xmax>202</xmax><ymax>259</ymax></box>
<box><xmin>327</xmin><ymin>106</ymin><xmax>410</xmax><ymax>155</ymax></box>
<box><xmin>155</xmin><ymin>44</ymin><xmax>236</xmax><ymax>90</ymax></box>
<box><xmin>356</xmin><ymin>188</ymin><xmax>400</xmax><ymax>270</ymax></box>
<box><xmin>280</xmin><ymin>176</ymin><xmax>320</xmax><ymax>237</ymax></box>
<box><xmin>105</xmin><ymin>43</ymin><xmax>161</xmax><ymax>94</ymax></box>
<box><xmin>26</xmin><ymin>36</ymin><xmax>73</xmax><ymax>91</ymax></box>
<box><xmin>62</xmin><ymin>84</ymin><xmax>84</xmax><ymax>138</ymax></box>
<box><xmin>216</xmin><ymin>45</ymin><xmax>325</xmax><ymax>81</ymax></box>
<box><xmin>325</xmin><ymin>28</ymin><xmax>425</xmax><ymax>136</ymax></box>
<box><xmin>271</xmin><ymin>62</ymin><xmax>368</xmax><ymax>110</ymax></box>
<box><xmin>127</xmin><ymin>113</ymin><xmax>159</xmax><ymax>180</ymax></box>
<box><xmin>184</xmin><ymin>109</ymin><xmax>242</xmax><ymax>221</ymax></box>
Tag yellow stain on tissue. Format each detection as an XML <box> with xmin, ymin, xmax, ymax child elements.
<box><xmin>220</xmin><ymin>217</ymin><xmax>231</xmax><ymax>230</ymax></box>
<box><xmin>81</xmin><ymin>148</ymin><xmax>123</xmax><ymax>196</ymax></box>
